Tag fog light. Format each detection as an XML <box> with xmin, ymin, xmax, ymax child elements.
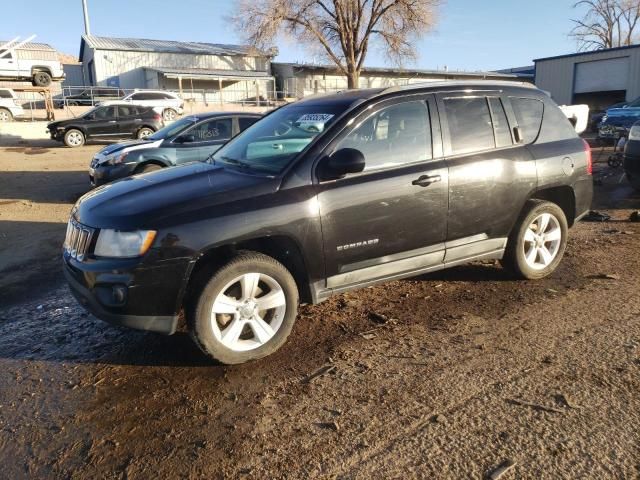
<box><xmin>112</xmin><ymin>285</ymin><xmax>127</xmax><ymax>304</ymax></box>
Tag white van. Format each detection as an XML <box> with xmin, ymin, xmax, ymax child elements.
<box><xmin>0</xmin><ymin>41</ymin><xmax>65</xmax><ymax>87</ymax></box>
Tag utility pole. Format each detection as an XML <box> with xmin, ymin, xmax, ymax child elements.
<box><xmin>82</xmin><ymin>0</ymin><xmax>91</xmax><ymax>35</ymax></box>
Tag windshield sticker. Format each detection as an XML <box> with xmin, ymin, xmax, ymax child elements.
<box><xmin>294</xmin><ymin>113</ymin><xmax>335</xmax><ymax>133</ymax></box>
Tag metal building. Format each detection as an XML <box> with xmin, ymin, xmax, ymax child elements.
<box><xmin>534</xmin><ymin>44</ymin><xmax>640</xmax><ymax>111</ymax></box>
<box><xmin>272</xmin><ymin>62</ymin><xmax>520</xmax><ymax>98</ymax></box>
<box><xmin>78</xmin><ymin>35</ymin><xmax>277</xmax><ymax>103</ymax></box>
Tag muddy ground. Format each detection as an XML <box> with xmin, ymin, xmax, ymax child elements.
<box><xmin>0</xmin><ymin>142</ymin><xmax>639</xmax><ymax>479</ymax></box>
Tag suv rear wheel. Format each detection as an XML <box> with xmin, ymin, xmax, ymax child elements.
<box><xmin>163</xmin><ymin>108</ymin><xmax>177</xmax><ymax>121</ymax></box>
<box><xmin>32</xmin><ymin>71</ymin><xmax>52</xmax><ymax>87</ymax></box>
<box><xmin>190</xmin><ymin>252</ymin><xmax>299</xmax><ymax>364</ymax></box>
<box><xmin>64</xmin><ymin>129</ymin><xmax>85</xmax><ymax>148</ymax></box>
<box><xmin>501</xmin><ymin>200</ymin><xmax>568</xmax><ymax>280</ymax></box>
<box><xmin>137</xmin><ymin>127</ymin><xmax>154</xmax><ymax>139</ymax></box>
<box><xmin>0</xmin><ymin>108</ymin><xmax>13</xmax><ymax>122</ymax></box>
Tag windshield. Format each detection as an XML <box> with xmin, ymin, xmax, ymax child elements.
<box><xmin>148</xmin><ymin>117</ymin><xmax>198</xmax><ymax>140</ymax></box>
<box><xmin>626</xmin><ymin>97</ymin><xmax>640</xmax><ymax>108</ymax></box>
<box><xmin>212</xmin><ymin>104</ymin><xmax>348</xmax><ymax>174</ymax></box>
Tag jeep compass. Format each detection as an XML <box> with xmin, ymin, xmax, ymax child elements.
<box><xmin>63</xmin><ymin>81</ymin><xmax>593</xmax><ymax>364</ymax></box>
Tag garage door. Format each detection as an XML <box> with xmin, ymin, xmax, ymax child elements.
<box><xmin>574</xmin><ymin>57</ymin><xmax>629</xmax><ymax>93</ymax></box>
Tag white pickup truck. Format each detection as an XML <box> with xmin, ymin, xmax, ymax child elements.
<box><xmin>0</xmin><ymin>40</ymin><xmax>64</xmax><ymax>87</ymax></box>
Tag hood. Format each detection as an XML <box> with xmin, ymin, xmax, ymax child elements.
<box><xmin>606</xmin><ymin>106</ymin><xmax>640</xmax><ymax>117</ymax></box>
<box><xmin>74</xmin><ymin>161</ymin><xmax>280</xmax><ymax>230</ymax></box>
<box><xmin>96</xmin><ymin>139</ymin><xmax>163</xmax><ymax>161</ymax></box>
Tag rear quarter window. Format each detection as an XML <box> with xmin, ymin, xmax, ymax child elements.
<box><xmin>510</xmin><ymin>97</ymin><xmax>543</xmax><ymax>144</ymax></box>
<box><xmin>0</xmin><ymin>90</ymin><xmax>13</xmax><ymax>99</ymax></box>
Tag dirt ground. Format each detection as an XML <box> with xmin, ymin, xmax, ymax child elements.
<box><xmin>0</xmin><ymin>141</ymin><xmax>639</xmax><ymax>479</ymax></box>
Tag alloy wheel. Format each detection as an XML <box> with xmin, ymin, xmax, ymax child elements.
<box><xmin>67</xmin><ymin>131</ymin><xmax>83</xmax><ymax>146</ymax></box>
<box><xmin>210</xmin><ymin>273</ymin><xmax>287</xmax><ymax>352</ymax></box>
<box><xmin>522</xmin><ymin>213</ymin><xmax>562</xmax><ymax>270</ymax></box>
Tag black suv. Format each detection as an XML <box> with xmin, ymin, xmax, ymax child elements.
<box><xmin>63</xmin><ymin>81</ymin><xmax>593</xmax><ymax>364</ymax></box>
<box><xmin>88</xmin><ymin>112</ymin><xmax>261</xmax><ymax>186</ymax></box>
<box><xmin>47</xmin><ymin>103</ymin><xmax>163</xmax><ymax>147</ymax></box>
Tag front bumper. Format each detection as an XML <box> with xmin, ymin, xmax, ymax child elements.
<box><xmin>63</xmin><ymin>253</ymin><xmax>190</xmax><ymax>335</ymax></box>
<box><xmin>89</xmin><ymin>162</ymin><xmax>137</xmax><ymax>187</ymax></box>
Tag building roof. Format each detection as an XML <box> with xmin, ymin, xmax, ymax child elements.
<box><xmin>534</xmin><ymin>43</ymin><xmax>640</xmax><ymax>62</ymax></box>
<box><xmin>148</xmin><ymin>67</ymin><xmax>274</xmax><ymax>81</ymax></box>
<box><xmin>272</xmin><ymin>62</ymin><xmax>518</xmax><ymax>79</ymax></box>
<box><xmin>0</xmin><ymin>40</ymin><xmax>56</xmax><ymax>51</ymax></box>
<box><xmin>80</xmin><ymin>35</ymin><xmax>273</xmax><ymax>59</ymax></box>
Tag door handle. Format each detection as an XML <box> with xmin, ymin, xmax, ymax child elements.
<box><xmin>412</xmin><ymin>174</ymin><xmax>441</xmax><ymax>187</ymax></box>
<box><xmin>108</xmin><ymin>120</ymin><xmax>117</xmax><ymax>123</ymax></box>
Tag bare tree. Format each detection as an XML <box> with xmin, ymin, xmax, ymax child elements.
<box><xmin>232</xmin><ymin>0</ymin><xmax>441</xmax><ymax>89</ymax></box>
<box><xmin>570</xmin><ymin>0</ymin><xmax>640</xmax><ymax>50</ymax></box>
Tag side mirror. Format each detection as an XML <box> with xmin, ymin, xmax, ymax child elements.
<box><xmin>325</xmin><ymin>148</ymin><xmax>365</xmax><ymax>178</ymax></box>
<box><xmin>176</xmin><ymin>134</ymin><xmax>196</xmax><ymax>144</ymax></box>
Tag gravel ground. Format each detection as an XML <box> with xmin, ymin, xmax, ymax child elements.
<box><xmin>0</xmin><ymin>143</ymin><xmax>639</xmax><ymax>479</ymax></box>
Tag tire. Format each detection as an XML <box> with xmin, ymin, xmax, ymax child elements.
<box><xmin>501</xmin><ymin>200</ymin><xmax>568</xmax><ymax>280</ymax></box>
<box><xmin>136</xmin><ymin>163</ymin><xmax>162</xmax><ymax>174</ymax></box>
<box><xmin>64</xmin><ymin>129</ymin><xmax>85</xmax><ymax>148</ymax></box>
<box><xmin>32</xmin><ymin>71</ymin><xmax>52</xmax><ymax>87</ymax></box>
<box><xmin>137</xmin><ymin>127</ymin><xmax>154</xmax><ymax>139</ymax></box>
<box><xmin>0</xmin><ymin>108</ymin><xmax>13</xmax><ymax>122</ymax></box>
<box><xmin>163</xmin><ymin>108</ymin><xmax>178</xmax><ymax>121</ymax></box>
<box><xmin>189</xmin><ymin>252</ymin><xmax>299</xmax><ymax>364</ymax></box>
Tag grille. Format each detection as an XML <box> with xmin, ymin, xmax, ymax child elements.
<box><xmin>63</xmin><ymin>218</ymin><xmax>95</xmax><ymax>261</ymax></box>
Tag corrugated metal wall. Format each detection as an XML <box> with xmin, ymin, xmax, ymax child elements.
<box><xmin>85</xmin><ymin>49</ymin><xmax>270</xmax><ymax>87</ymax></box>
<box><xmin>62</xmin><ymin>64</ymin><xmax>84</xmax><ymax>86</ymax></box>
<box><xmin>535</xmin><ymin>47</ymin><xmax>640</xmax><ymax>105</ymax></box>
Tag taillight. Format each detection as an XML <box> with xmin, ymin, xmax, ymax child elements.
<box><xmin>582</xmin><ymin>138</ymin><xmax>592</xmax><ymax>175</ymax></box>
<box><xmin>153</xmin><ymin>114</ymin><xmax>162</xmax><ymax>121</ymax></box>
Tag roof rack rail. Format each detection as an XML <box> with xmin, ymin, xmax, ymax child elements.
<box><xmin>380</xmin><ymin>79</ymin><xmax>537</xmax><ymax>95</ymax></box>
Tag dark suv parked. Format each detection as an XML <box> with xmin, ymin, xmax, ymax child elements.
<box><xmin>88</xmin><ymin>112</ymin><xmax>261</xmax><ymax>186</ymax></box>
<box><xmin>63</xmin><ymin>81</ymin><xmax>593</xmax><ymax>364</ymax></box>
<box><xmin>47</xmin><ymin>103</ymin><xmax>163</xmax><ymax>147</ymax></box>
<box><xmin>623</xmin><ymin>120</ymin><xmax>640</xmax><ymax>191</ymax></box>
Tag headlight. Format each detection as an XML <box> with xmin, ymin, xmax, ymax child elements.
<box><xmin>94</xmin><ymin>229</ymin><xmax>156</xmax><ymax>258</ymax></box>
<box><xmin>601</xmin><ymin>115</ymin><xmax>608</xmax><ymax>123</ymax></box>
<box><xmin>105</xmin><ymin>152</ymin><xmax>128</xmax><ymax>166</ymax></box>
<box><xmin>629</xmin><ymin>125</ymin><xmax>640</xmax><ymax>141</ymax></box>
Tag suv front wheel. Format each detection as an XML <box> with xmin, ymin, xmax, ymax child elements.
<box><xmin>502</xmin><ymin>200</ymin><xmax>568</xmax><ymax>280</ymax></box>
<box><xmin>190</xmin><ymin>252</ymin><xmax>299</xmax><ymax>364</ymax></box>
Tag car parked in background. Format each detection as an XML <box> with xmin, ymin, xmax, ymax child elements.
<box><xmin>624</xmin><ymin>121</ymin><xmax>640</xmax><ymax>191</ymax></box>
<box><xmin>598</xmin><ymin>96</ymin><xmax>640</xmax><ymax>140</ymax></box>
<box><xmin>0</xmin><ymin>88</ymin><xmax>24</xmax><ymax>122</ymax></box>
<box><xmin>103</xmin><ymin>90</ymin><xmax>184</xmax><ymax>121</ymax></box>
<box><xmin>89</xmin><ymin>112</ymin><xmax>261</xmax><ymax>186</ymax></box>
<box><xmin>63</xmin><ymin>81</ymin><xmax>593</xmax><ymax>364</ymax></box>
<box><xmin>55</xmin><ymin>88</ymin><xmax>126</xmax><ymax>108</ymax></box>
<box><xmin>47</xmin><ymin>103</ymin><xmax>163</xmax><ymax>147</ymax></box>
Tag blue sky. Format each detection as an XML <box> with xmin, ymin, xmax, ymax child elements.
<box><xmin>3</xmin><ymin>0</ymin><xmax>582</xmax><ymax>71</ymax></box>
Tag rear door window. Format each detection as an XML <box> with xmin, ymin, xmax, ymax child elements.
<box><xmin>510</xmin><ymin>97</ymin><xmax>544</xmax><ymax>144</ymax></box>
<box><xmin>443</xmin><ymin>97</ymin><xmax>495</xmax><ymax>155</ymax></box>
<box><xmin>488</xmin><ymin>97</ymin><xmax>512</xmax><ymax>148</ymax></box>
